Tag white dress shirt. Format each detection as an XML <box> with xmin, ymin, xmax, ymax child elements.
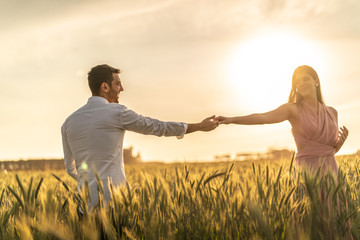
<box><xmin>61</xmin><ymin>96</ymin><xmax>187</xmax><ymax>208</ymax></box>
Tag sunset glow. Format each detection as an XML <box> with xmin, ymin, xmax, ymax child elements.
<box><xmin>226</xmin><ymin>32</ymin><xmax>326</xmax><ymax>111</ymax></box>
<box><xmin>1</xmin><ymin>1</ymin><xmax>359</xmax><ymax>161</ymax></box>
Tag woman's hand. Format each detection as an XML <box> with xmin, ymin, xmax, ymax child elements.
<box><xmin>335</xmin><ymin>126</ymin><xmax>349</xmax><ymax>153</ymax></box>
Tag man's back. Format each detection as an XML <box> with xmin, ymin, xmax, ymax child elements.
<box><xmin>62</xmin><ymin>96</ymin><xmax>127</xmax><ymax>207</ymax></box>
<box><xmin>62</xmin><ymin>96</ymin><xmax>188</xmax><ymax>208</ymax></box>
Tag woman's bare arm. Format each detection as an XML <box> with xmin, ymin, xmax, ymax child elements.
<box><xmin>216</xmin><ymin>103</ymin><xmax>295</xmax><ymax>125</ymax></box>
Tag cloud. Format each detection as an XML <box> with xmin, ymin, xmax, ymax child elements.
<box><xmin>2</xmin><ymin>0</ymin><xmax>359</xmax><ymax>50</ymax></box>
<box><xmin>255</xmin><ymin>0</ymin><xmax>360</xmax><ymax>38</ymax></box>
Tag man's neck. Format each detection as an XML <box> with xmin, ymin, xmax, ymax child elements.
<box><xmin>93</xmin><ymin>94</ymin><xmax>110</xmax><ymax>103</ymax></box>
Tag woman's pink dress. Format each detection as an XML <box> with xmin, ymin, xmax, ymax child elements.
<box><xmin>292</xmin><ymin>101</ymin><xmax>339</xmax><ymax>174</ymax></box>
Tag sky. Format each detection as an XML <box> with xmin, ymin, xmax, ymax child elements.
<box><xmin>1</xmin><ymin>0</ymin><xmax>360</xmax><ymax>162</ymax></box>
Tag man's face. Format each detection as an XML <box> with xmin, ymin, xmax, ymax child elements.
<box><xmin>107</xmin><ymin>73</ymin><xmax>124</xmax><ymax>103</ymax></box>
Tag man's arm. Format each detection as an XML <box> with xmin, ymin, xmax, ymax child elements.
<box><xmin>120</xmin><ymin>109</ymin><xmax>218</xmax><ymax>137</ymax></box>
<box><xmin>61</xmin><ymin>126</ymin><xmax>78</xmax><ymax>180</ymax></box>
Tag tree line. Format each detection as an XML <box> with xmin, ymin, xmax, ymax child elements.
<box><xmin>0</xmin><ymin>146</ymin><xmax>142</xmax><ymax>171</ymax></box>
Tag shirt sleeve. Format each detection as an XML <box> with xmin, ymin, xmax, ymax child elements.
<box><xmin>120</xmin><ymin>108</ymin><xmax>187</xmax><ymax>138</ymax></box>
<box><xmin>61</xmin><ymin>125</ymin><xmax>78</xmax><ymax>180</ymax></box>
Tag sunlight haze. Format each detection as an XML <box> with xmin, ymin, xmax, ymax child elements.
<box><xmin>225</xmin><ymin>32</ymin><xmax>326</xmax><ymax>111</ymax></box>
<box><xmin>1</xmin><ymin>0</ymin><xmax>359</xmax><ymax>162</ymax></box>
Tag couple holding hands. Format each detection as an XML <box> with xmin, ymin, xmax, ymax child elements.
<box><xmin>62</xmin><ymin>64</ymin><xmax>348</xmax><ymax>208</ymax></box>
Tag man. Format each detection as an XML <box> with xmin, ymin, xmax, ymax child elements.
<box><xmin>61</xmin><ymin>64</ymin><xmax>218</xmax><ymax>209</ymax></box>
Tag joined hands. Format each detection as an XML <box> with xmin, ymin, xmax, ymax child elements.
<box><xmin>186</xmin><ymin>115</ymin><xmax>239</xmax><ymax>134</ymax></box>
<box><xmin>199</xmin><ymin>115</ymin><xmax>220</xmax><ymax>131</ymax></box>
<box><xmin>186</xmin><ymin>115</ymin><xmax>219</xmax><ymax>133</ymax></box>
<box><xmin>214</xmin><ymin>116</ymin><xmax>232</xmax><ymax>125</ymax></box>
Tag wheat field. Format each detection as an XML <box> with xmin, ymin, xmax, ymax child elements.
<box><xmin>1</xmin><ymin>156</ymin><xmax>359</xmax><ymax>239</ymax></box>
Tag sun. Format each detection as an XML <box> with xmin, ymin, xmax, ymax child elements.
<box><xmin>225</xmin><ymin>32</ymin><xmax>326</xmax><ymax>112</ymax></box>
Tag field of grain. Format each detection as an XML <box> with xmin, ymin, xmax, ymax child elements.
<box><xmin>0</xmin><ymin>156</ymin><xmax>359</xmax><ymax>239</ymax></box>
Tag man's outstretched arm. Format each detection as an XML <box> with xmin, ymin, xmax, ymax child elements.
<box><xmin>121</xmin><ymin>108</ymin><xmax>218</xmax><ymax>137</ymax></box>
<box><xmin>186</xmin><ymin>115</ymin><xmax>219</xmax><ymax>134</ymax></box>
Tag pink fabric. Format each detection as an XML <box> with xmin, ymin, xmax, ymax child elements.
<box><xmin>292</xmin><ymin>101</ymin><xmax>339</xmax><ymax>174</ymax></box>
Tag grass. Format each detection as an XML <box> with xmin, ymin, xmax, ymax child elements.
<box><xmin>0</xmin><ymin>156</ymin><xmax>359</xmax><ymax>239</ymax></box>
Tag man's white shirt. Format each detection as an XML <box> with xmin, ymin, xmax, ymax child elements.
<box><xmin>61</xmin><ymin>96</ymin><xmax>187</xmax><ymax>208</ymax></box>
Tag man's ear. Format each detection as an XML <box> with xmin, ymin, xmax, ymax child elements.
<box><xmin>101</xmin><ymin>82</ymin><xmax>109</xmax><ymax>92</ymax></box>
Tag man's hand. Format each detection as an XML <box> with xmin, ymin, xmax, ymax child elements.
<box><xmin>186</xmin><ymin>115</ymin><xmax>219</xmax><ymax>134</ymax></box>
<box><xmin>335</xmin><ymin>126</ymin><xmax>349</xmax><ymax>153</ymax></box>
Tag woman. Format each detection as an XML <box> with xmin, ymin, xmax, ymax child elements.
<box><xmin>216</xmin><ymin>65</ymin><xmax>348</xmax><ymax>175</ymax></box>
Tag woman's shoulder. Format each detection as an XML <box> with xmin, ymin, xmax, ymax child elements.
<box><xmin>280</xmin><ymin>102</ymin><xmax>299</xmax><ymax>119</ymax></box>
<box><xmin>283</xmin><ymin>102</ymin><xmax>300</xmax><ymax>112</ymax></box>
<box><xmin>326</xmin><ymin>105</ymin><xmax>338</xmax><ymax>118</ymax></box>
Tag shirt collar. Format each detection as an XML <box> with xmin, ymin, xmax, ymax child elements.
<box><xmin>87</xmin><ymin>96</ymin><xmax>109</xmax><ymax>104</ymax></box>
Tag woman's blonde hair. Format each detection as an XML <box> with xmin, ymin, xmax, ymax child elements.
<box><xmin>288</xmin><ymin>65</ymin><xmax>325</xmax><ymax>104</ymax></box>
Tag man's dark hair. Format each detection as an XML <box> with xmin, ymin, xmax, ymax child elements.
<box><xmin>88</xmin><ymin>64</ymin><xmax>121</xmax><ymax>95</ymax></box>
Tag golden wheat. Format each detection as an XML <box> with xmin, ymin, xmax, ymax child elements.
<box><xmin>0</xmin><ymin>156</ymin><xmax>359</xmax><ymax>239</ymax></box>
